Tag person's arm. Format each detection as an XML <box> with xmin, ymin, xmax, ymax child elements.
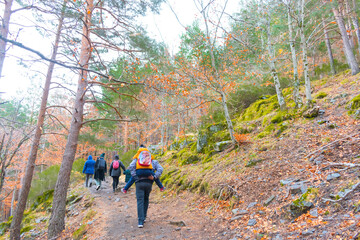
<box><xmin>120</xmin><ymin>161</ymin><xmax>126</xmax><ymax>172</ymax></box>
<box><xmin>153</xmin><ymin>161</ymin><xmax>163</xmax><ymax>179</ymax></box>
<box><xmin>82</xmin><ymin>162</ymin><xmax>87</xmax><ymax>173</ymax></box>
<box><xmin>129</xmin><ymin>159</ymin><xmax>137</xmax><ymax>177</ymax></box>
<box><xmin>109</xmin><ymin>162</ymin><xmax>113</xmax><ymax>175</ymax></box>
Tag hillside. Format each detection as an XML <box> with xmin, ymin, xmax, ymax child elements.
<box><xmin>1</xmin><ymin>70</ymin><xmax>360</xmax><ymax>239</ymax></box>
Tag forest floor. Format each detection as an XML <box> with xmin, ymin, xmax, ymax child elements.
<box><xmin>7</xmin><ymin>71</ymin><xmax>359</xmax><ymax>240</ymax></box>
<box><xmin>83</xmin><ymin>179</ymin><xmax>227</xmax><ymax>240</ymax></box>
<box><xmin>65</xmin><ymin>71</ymin><xmax>360</xmax><ymax>240</ymax></box>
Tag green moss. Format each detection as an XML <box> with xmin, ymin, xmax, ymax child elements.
<box><xmin>189</xmin><ymin>142</ymin><xmax>196</xmax><ymax>152</ymax></box>
<box><xmin>257</xmin><ymin>124</ymin><xmax>276</xmax><ymax>139</ymax></box>
<box><xmin>240</xmin><ymin>95</ymin><xmax>279</xmax><ymax>122</ymax></box>
<box><xmin>292</xmin><ymin>188</ymin><xmax>319</xmax><ymax>206</ymax></box>
<box><xmin>20</xmin><ymin>225</ymin><xmax>34</xmax><ymax>234</ymax></box>
<box><xmin>315</xmin><ymin>92</ymin><xmax>328</xmax><ymax>99</ymax></box>
<box><xmin>83</xmin><ymin>210</ymin><xmax>96</xmax><ymax>222</ymax></box>
<box><xmin>31</xmin><ymin>189</ymin><xmax>54</xmax><ymax>211</ymax></box>
<box><xmin>199</xmin><ymin>181</ymin><xmax>209</xmax><ymax>194</ymax></box>
<box><xmin>73</xmin><ymin>224</ymin><xmax>87</xmax><ymax>240</ymax></box>
<box><xmin>0</xmin><ymin>217</ymin><xmax>12</xmax><ymax>236</ymax></box>
<box><xmin>347</xmin><ymin>94</ymin><xmax>360</xmax><ymax>110</ymax></box>
<box><xmin>211</xmin><ymin>130</ymin><xmax>231</xmax><ymax>142</ymax></box>
<box><xmin>270</xmin><ymin>111</ymin><xmax>294</xmax><ymax>124</ymax></box>
<box><xmin>179</xmin><ymin>154</ymin><xmax>201</xmax><ymax>166</ymax></box>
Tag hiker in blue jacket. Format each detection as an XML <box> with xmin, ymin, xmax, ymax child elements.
<box><xmin>82</xmin><ymin>155</ymin><xmax>96</xmax><ymax>187</ymax></box>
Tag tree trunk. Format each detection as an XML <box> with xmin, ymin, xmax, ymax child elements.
<box><xmin>300</xmin><ymin>0</ymin><xmax>313</xmax><ymax>107</ymax></box>
<box><xmin>323</xmin><ymin>19</ymin><xmax>336</xmax><ymax>75</ymax></box>
<box><xmin>9</xmin><ymin>2</ymin><xmax>67</xmax><ymax>239</ymax></box>
<box><xmin>0</xmin><ymin>0</ymin><xmax>13</xmax><ymax>78</ymax></box>
<box><xmin>47</xmin><ymin>1</ymin><xmax>93</xmax><ymax>239</ymax></box>
<box><xmin>10</xmin><ymin>172</ymin><xmax>18</xmax><ymax>216</ymax></box>
<box><xmin>220</xmin><ymin>91</ymin><xmax>235</xmax><ymax>144</ymax></box>
<box><xmin>266</xmin><ymin>21</ymin><xmax>286</xmax><ymax>110</ymax></box>
<box><xmin>288</xmin><ymin>8</ymin><xmax>302</xmax><ymax>108</ymax></box>
<box><xmin>351</xmin><ymin>0</ymin><xmax>360</xmax><ymax>56</ymax></box>
<box><xmin>333</xmin><ymin>2</ymin><xmax>360</xmax><ymax>75</ymax></box>
<box><xmin>123</xmin><ymin>122</ymin><xmax>129</xmax><ymax>152</ymax></box>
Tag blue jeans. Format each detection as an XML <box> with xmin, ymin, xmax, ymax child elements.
<box><xmin>136</xmin><ymin>180</ymin><xmax>153</xmax><ymax>224</ymax></box>
<box><xmin>124</xmin><ymin>176</ymin><xmax>163</xmax><ymax>190</ymax></box>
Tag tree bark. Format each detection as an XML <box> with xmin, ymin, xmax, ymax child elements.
<box><xmin>323</xmin><ymin>19</ymin><xmax>336</xmax><ymax>75</ymax></box>
<box><xmin>351</xmin><ymin>0</ymin><xmax>360</xmax><ymax>56</ymax></box>
<box><xmin>0</xmin><ymin>0</ymin><xmax>13</xmax><ymax>78</ymax></box>
<box><xmin>332</xmin><ymin>1</ymin><xmax>360</xmax><ymax>75</ymax></box>
<box><xmin>287</xmin><ymin>8</ymin><xmax>302</xmax><ymax>108</ymax></box>
<box><xmin>221</xmin><ymin>91</ymin><xmax>235</xmax><ymax>143</ymax></box>
<box><xmin>266</xmin><ymin>20</ymin><xmax>286</xmax><ymax>110</ymax></box>
<box><xmin>300</xmin><ymin>0</ymin><xmax>313</xmax><ymax>107</ymax></box>
<box><xmin>9</xmin><ymin>2</ymin><xmax>67</xmax><ymax>239</ymax></box>
<box><xmin>123</xmin><ymin>121</ymin><xmax>129</xmax><ymax>152</ymax></box>
<box><xmin>47</xmin><ymin>1</ymin><xmax>93</xmax><ymax>239</ymax></box>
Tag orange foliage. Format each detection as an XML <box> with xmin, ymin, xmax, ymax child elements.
<box><xmin>234</xmin><ymin>133</ymin><xmax>251</xmax><ymax>145</ymax></box>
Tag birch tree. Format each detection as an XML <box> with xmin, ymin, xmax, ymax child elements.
<box><xmin>0</xmin><ymin>0</ymin><xmax>13</xmax><ymax>78</ymax></box>
<box><xmin>332</xmin><ymin>0</ymin><xmax>359</xmax><ymax>75</ymax></box>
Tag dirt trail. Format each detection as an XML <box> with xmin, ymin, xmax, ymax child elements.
<box><xmin>86</xmin><ymin>176</ymin><xmax>225</xmax><ymax>240</ymax></box>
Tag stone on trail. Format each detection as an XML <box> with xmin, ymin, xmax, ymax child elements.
<box><xmin>247</xmin><ymin>219</ymin><xmax>257</xmax><ymax>226</ymax></box>
<box><xmin>247</xmin><ymin>202</ymin><xmax>257</xmax><ymax>209</ymax></box>
<box><xmin>264</xmin><ymin>195</ymin><xmax>276</xmax><ymax>206</ymax></box>
<box><xmin>326</xmin><ymin>173</ymin><xmax>341</xmax><ymax>181</ymax></box>
<box><xmin>169</xmin><ymin>220</ymin><xmax>186</xmax><ymax>227</ymax></box>
<box><xmin>231</xmin><ymin>209</ymin><xmax>248</xmax><ymax>215</ymax></box>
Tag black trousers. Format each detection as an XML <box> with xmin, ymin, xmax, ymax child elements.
<box><xmin>112</xmin><ymin>176</ymin><xmax>119</xmax><ymax>190</ymax></box>
<box><xmin>135</xmin><ymin>180</ymin><xmax>153</xmax><ymax>224</ymax></box>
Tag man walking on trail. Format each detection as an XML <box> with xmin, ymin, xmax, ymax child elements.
<box><xmin>94</xmin><ymin>153</ymin><xmax>107</xmax><ymax>190</ymax></box>
<box><xmin>109</xmin><ymin>155</ymin><xmax>126</xmax><ymax>193</ymax></box>
<box><xmin>128</xmin><ymin>145</ymin><xmax>163</xmax><ymax>228</ymax></box>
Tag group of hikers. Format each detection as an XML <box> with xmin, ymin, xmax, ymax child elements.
<box><xmin>82</xmin><ymin>144</ymin><xmax>165</xmax><ymax>228</ymax></box>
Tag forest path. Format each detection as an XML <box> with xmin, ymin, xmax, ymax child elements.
<box><xmin>85</xmin><ymin>176</ymin><xmax>224</xmax><ymax>240</ymax></box>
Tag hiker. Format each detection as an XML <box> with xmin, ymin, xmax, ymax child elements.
<box><xmin>82</xmin><ymin>155</ymin><xmax>96</xmax><ymax>187</ymax></box>
<box><xmin>109</xmin><ymin>155</ymin><xmax>126</xmax><ymax>193</ymax></box>
<box><xmin>94</xmin><ymin>153</ymin><xmax>107</xmax><ymax>190</ymax></box>
<box><xmin>122</xmin><ymin>145</ymin><xmax>165</xmax><ymax>193</ymax></box>
<box><xmin>128</xmin><ymin>145</ymin><xmax>164</xmax><ymax>228</ymax></box>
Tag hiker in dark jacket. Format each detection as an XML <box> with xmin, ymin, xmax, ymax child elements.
<box><xmin>82</xmin><ymin>155</ymin><xmax>96</xmax><ymax>187</ymax></box>
<box><xmin>94</xmin><ymin>153</ymin><xmax>107</xmax><ymax>190</ymax></box>
<box><xmin>109</xmin><ymin>155</ymin><xmax>126</xmax><ymax>193</ymax></box>
<box><xmin>128</xmin><ymin>155</ymin><xmax>164</xmax><ymax>228</ymax></box>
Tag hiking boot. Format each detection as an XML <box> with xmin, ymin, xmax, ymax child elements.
<box><xmin>160</xmin><ymin>187</ymin><xmax>166</xmax><ymax>192</ymax></box>
<box><xmin>121</xmin><ymin>188</ymin><xmax>127</xmax><ymax>193</ymax></box>
<box><xmin>96</xmin><ymin>185</ymin><xmax>100</xmax><ymax>190</ymax></box>
<box><xmin>138</xmin><ymin>220</ymin><xmax>144</xmax><ymax>228</ymax></box>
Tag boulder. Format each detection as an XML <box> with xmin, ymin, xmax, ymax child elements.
<box><xmin>290</xmin><ymin>201</ymin><xmax>313</xmax><ymax>217</ymax></box>
<box><xmin>302</xmin><ymin>106</ymin><xmax>320</xmax><ymax>118</ymax></box>
<box><xmin>213</xmin><ymin>140</ymin><xmax>232</xmax><ymax>152</ymax></box>
<box><xmin>290</xmin><ymin>183</ymin><xmax>308</xmax><ymax>195</ymax></box>
<box><xmin>196</xmin><ymin>132</ymin><xmax>208</xmax><ymax>153</ymax></box>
